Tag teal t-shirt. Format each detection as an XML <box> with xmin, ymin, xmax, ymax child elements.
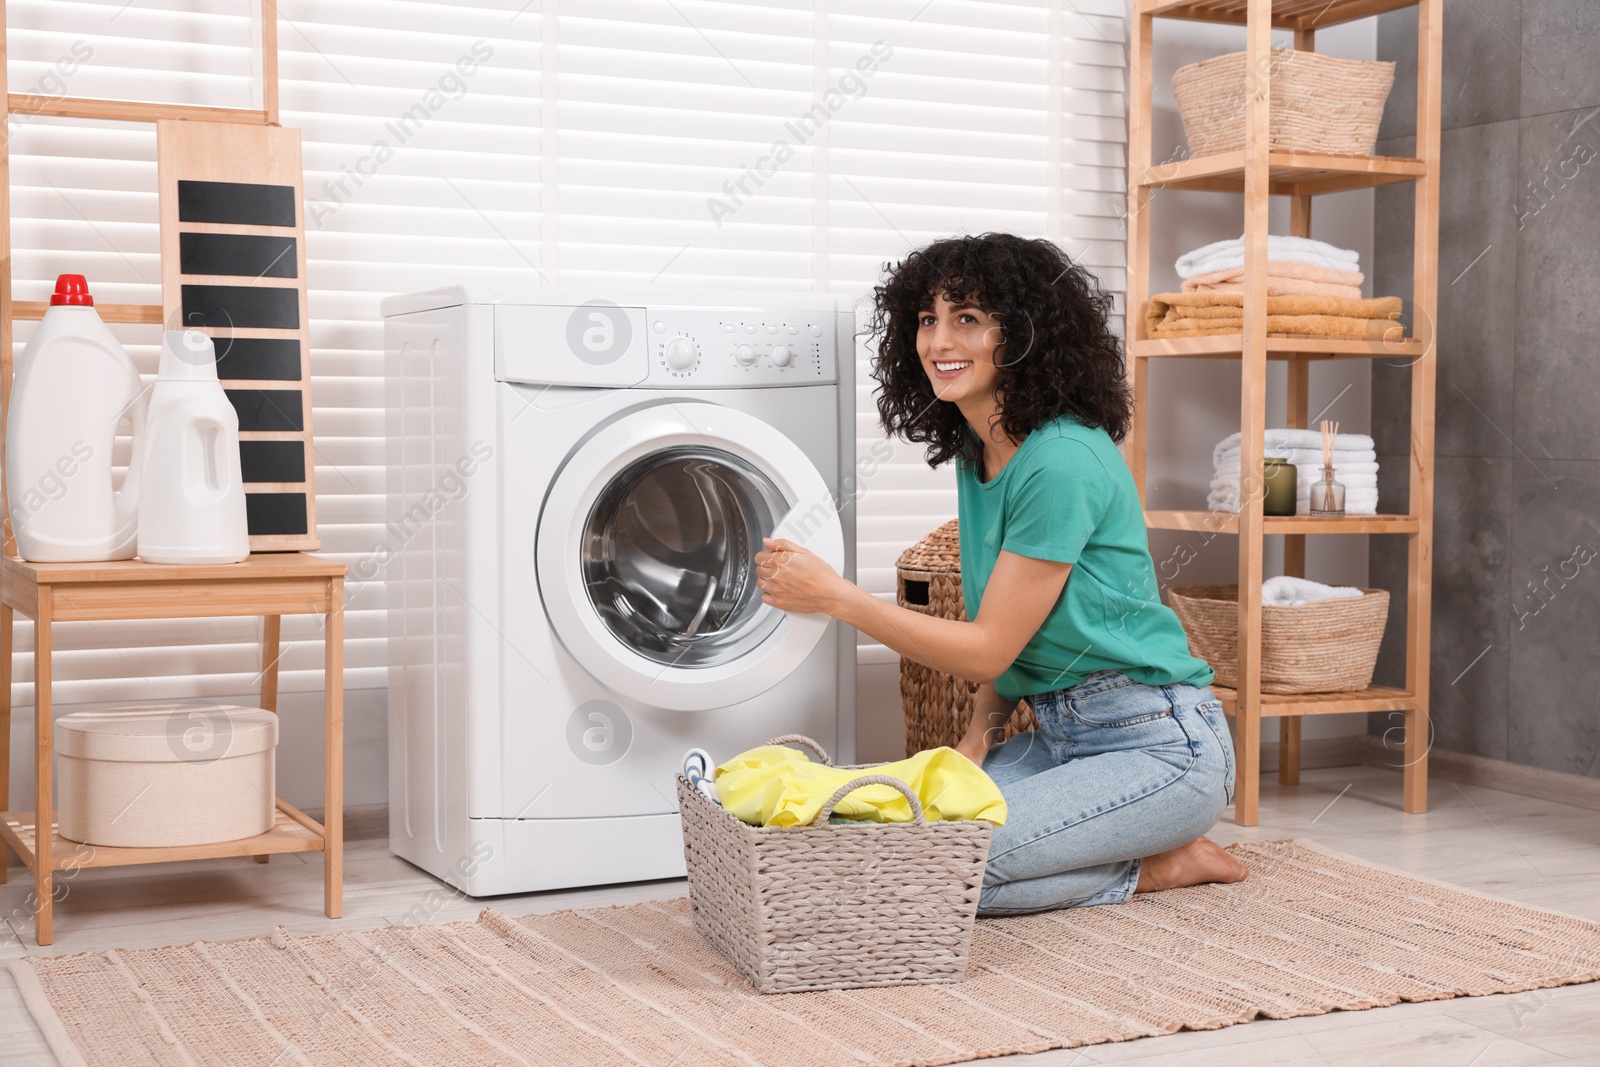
<box><xmin>956</xmin><ymin>416</ymin><xmax>1214</xmax><ymax>702</ymax></box>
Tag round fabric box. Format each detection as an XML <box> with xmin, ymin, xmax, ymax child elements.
<box><xmin>56</xmin><ymin>705</ymin><xmax>278</xmax><ymax>848</ymax></box>
<box><xmin>896</xmin><ymin>519</ymin><xmax>1037</xmax><ymax>756</ymax></box>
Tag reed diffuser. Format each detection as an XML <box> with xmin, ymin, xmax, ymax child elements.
<box><xmin>1308</xmin><ymin>418</ymin><xmax>1346</xmax><ymax>516</ymax></box>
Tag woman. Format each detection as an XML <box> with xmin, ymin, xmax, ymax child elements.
<box><xmin>754</xmin><ymin>232</ymin><xmax>1247</xmax><ymax>914</ymax></box>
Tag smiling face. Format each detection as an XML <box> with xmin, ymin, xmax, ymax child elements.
<box><xmin>916</xmin><ymin>292</ymin><xmax>1006</xmax><ymax>411</ymax></box>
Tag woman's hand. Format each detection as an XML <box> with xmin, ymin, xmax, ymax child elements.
<box><xmin>953</xmin><ymin>733</ymin><xmax>990</xmax><ymax>767</ymax></box>
<box><xmin>755</xmin><ymin>537</ymin><xmax>851</xmax><ymax>615</ymax></box>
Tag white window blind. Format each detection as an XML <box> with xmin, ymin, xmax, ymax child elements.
<box><xmin>4</xmin><ymin>0</ymin><xmax>1124</xmax><ymax>705</ymax></box>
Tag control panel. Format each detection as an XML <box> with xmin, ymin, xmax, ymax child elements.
<box><xmin>645</xmin><ymin>308</ymin><xmax>839</xmax><ymax>387</ymax></box>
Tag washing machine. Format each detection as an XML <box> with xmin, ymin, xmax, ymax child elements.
<box><xmin>380</xmin><ymin>287</ymin><xmax>856</xmax><ymax>896</ymax></box>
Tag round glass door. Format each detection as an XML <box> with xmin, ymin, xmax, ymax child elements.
<box><xmin>581</xmin><ymin>446</ymin><xmax>786</xmax><ymax>667</ymax></box>
<box><xmin>536</xmin><ymin>401</ymin><xmax>844</xmax><ymax>711</ymax></box>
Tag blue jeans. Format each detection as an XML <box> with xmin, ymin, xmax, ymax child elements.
<box><xmin>977</xmin><ymin>670</ymin><xmax>1237</xmax><ymax>915</ymax></box>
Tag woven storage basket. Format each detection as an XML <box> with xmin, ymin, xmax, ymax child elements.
<box><xmin>897</xmin><ymin>519</ymin><xmax>1038</xmax><ymax>755</ymax></box>
<box><xmin>1173</xmin><ymin>47</ymin><xmax>1395</xmax><ymax>157</ymax></box>
<box><xmin>1168</xmin><ymin>584</ymin><xmax>1390</xmax><ymax>694</ymax></box>
<box><xmin>677</xmin><ymin>733</ymin><xmax>993</xmax><ymax>994</ymax></box>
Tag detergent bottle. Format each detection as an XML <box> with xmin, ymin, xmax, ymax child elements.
<box><xmin>135</xmin><ymin>331</ymin><xmax>250</xmax><ymax>565</ymax></box>
<box><xmin>6</xmin><ymin>274</ymin><xmax>146</xmax><ymax>561</ymax></box>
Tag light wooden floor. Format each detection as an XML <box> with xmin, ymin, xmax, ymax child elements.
<box><xmin>3</xmin><ymin>765</ymin><xmax>1597</xmax><ymax>1066</ymax></box>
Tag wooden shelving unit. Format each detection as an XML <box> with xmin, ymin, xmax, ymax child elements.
<box><xmin>1126</xmin><ymin>0</ymin><xmax>1441</xmax><ymax>824</ymax></box>
<box><xmin>0</xmin><ymin>3</ymin><xmax>348</xmax><ymax>946</ymax></box>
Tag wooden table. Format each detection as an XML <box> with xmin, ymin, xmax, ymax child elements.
<box><xmin>0</xmin><ymin>552</ymin><xmax>346</xmax><ymax>945</ymax></box>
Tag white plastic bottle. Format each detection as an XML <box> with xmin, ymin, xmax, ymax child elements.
<box><xmin>135</xmin><ymin>331</ymin><xmax>250</xmax><ymax>565</ymax></box>
<box><xmin>6</xmin><ymin>274</ymin><xmax>146</xmax><ymax>562</ymax></box>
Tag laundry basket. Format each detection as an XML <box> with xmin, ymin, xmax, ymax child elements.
<box><xmin>1168</xmin><ymin>584</ymin><xmax>1390</xmax><ymax>694</ymax></box>
<box><xmin>897</xmin><ymin>520</ymin><xmax>1037</xmax><ymax>754</ymax></box>
<box><xmin>1173</xmin><ymin>47</ymin><xmax>1395</xmax><ymax>157</ymax></box>
<box><xmin>676</xmin><ymin>734</ymin><xmax>993</xmax><ymax>994</ymax></box>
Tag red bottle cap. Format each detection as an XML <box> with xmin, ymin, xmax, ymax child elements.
<box><xmin>50</xmin><ymin>274</ymin><xmax>94</xmax><ymax>306</ymax></box>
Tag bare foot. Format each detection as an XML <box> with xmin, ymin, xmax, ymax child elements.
<box><xmin>1134</xmin><ymin>836</ymin><xmax>1248</xmax><ymax>893</ymax></box>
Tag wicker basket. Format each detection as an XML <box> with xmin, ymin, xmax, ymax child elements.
<box><xmin>1173</xmin><ymin>48</ymin><xmax>1395</xmax><ymax>157</ymax></box>
<box><xmin>676</xmin><ymin>734</ymin><xmax>993</xmax><ymax>994</ymax></box>
<box><xmin>1168</xmin><ymin>584</ymin><xmax>1390</xmax><ymax>694</ymax></box>
<box><xmin>897</xmin><ymin>520</ymin><xmax>1038</xmax><ymax>755</ymax></box>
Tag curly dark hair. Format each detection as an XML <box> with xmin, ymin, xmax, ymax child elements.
<box><xmin>867</xmin><ymin>232</ymin><xmax>1131</xmax><ymax>468</ymax></box>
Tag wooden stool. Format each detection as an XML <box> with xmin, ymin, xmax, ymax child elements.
<box><xmin>0</xmin><ymin>553</ymin><xmax>346</xmax><ymax>945</ymax></box>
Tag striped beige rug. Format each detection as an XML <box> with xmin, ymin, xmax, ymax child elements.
<box><xmin>15</xmin><ymin>840</ymin><xmax>1600</xmax><ymax>1066</ymax></box>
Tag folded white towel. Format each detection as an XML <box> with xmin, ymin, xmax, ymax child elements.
<box><xmin>1215</xmin><ymin>447</ymin><xmax>1378</xmax><ymax>468</ymax></box>
<box><xmin>1212</xmin><ymin>430</ymin><xmax>1376</xmax><ymax>470</ymax></box>
<box><xmin>1261</xmin><ymin>575</ymin><xmax>1364</xmax><ymax>605</ymax></box>
<box><xmin>1210</xmin><ymin>471</ymin><xmax>1379</xmax><ymax>493</ymax></box>
<box><xmin>1176</xmin><ymin>235</ymin><xmax>1361</xmax><ymax>279</ymax></box>
<box><xmin>1207</xmin><ymin>487</ymin><xmax>1379</xmax><ymax>516</ymax></box>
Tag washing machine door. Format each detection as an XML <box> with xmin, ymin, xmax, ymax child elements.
<box><xmin>537</xmin><ymin>401</ymin><xmax>845</xmax><ymax>711</ymax></box>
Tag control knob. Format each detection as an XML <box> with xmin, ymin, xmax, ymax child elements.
<box><xmin>665</xmin><ymin>337</ymin><xmax>699</xmax><ymax>371</ymax></box>
<box><xmin>769</xmin><ymin>344</ymin><xmax>794</xmax><ymax>368</ymax></box>
<box><xmin>733</xmin><ymin>344</ymin><xmax>757</xmax><ymax>366</ymax></box>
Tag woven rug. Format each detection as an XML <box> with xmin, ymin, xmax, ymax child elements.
<box><xmin>15</xmin><ymin>840</ymin><xmax>1600</xmax><ymax>1067</ymax></box>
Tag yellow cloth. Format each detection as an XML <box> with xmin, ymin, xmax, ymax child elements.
<box><xmin>714</xmin><ymin>745</ymin><xmax>1008</xmax><ymax>828</ymax></box>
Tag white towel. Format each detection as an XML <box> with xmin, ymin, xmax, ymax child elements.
<box><xmin>1212</xmin><ymin>430</ymin><xmax>1376</xmax><ymax>470</ymax></box>
<box><xmin>1209</xmin><ymin>460</ymin><xmax>1376</xmax><ymax>479</ymax></box>
<box><xmin>1207</xmin><ymin>486</ymin><xmax>1379</xmax><ymax>516</ymax></box>
<box><xmin>1215</xmin><ymin>447</ymin><xmax>1379</xmax><ymax>469</ymax></box>
<box><xmin>1261</xmin><ymin>575</ymin><xmax>1364</xmax><ymax>605</ymax></box>
<box><xmin>1177</xmin><ymin>235</ymin><xmax>1361</xmax><ymax>279</ymax></box>
<box><xmin>1210</xmin><ymin>471</ymin><xmax>1379</xmax><ymax>493</ymax></box>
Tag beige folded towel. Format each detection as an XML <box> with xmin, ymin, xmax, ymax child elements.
<box><xmin>1185</xmin><ymin>261</ymin><xmax>1365</xmax><ymax>288</ymax></box>
<box><xmin>1145</xmin><ymin>292</ymin><xmax>1405</xmax><ymax>341</ymax></box>
<box><xmin>1181</xmin><ymin>261</ymin><xmax>1366</xmax><ymax>298</ymax></box>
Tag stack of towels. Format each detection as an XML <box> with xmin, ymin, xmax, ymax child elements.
<box><xmin>1146</xmin><ymin>235</ymin><xmax>1404</xmax><ymax>342</ymax></box>
<box><xmin>1208</xmin><ymin>429</ymin><xmax>1380</xmax><ymax>516</ymax></box>
<box><xmin>1178</xmin><ymin>235</ymin><xmax>1365</xmax><ymax>298</ymax></box>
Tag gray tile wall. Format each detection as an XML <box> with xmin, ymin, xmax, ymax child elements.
<box><xmin>1369</xmin><ymin>2</ymin><xmax>1600</xmax><ymax>778</ymax></box>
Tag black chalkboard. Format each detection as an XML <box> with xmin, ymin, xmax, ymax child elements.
<box><xmin>226</xmin><ymin>389</ymin><xmax>304</xmax><ymax>433</ymax></box>
<box><xmin>239</xmin><ymin>440</ymin><xmax>307</xmax><ymax>484</ymax></box>
<box><xmin>245</xmin><ymin>493</ymin><xmax>310</xmax><ymax>535</ymax></box>
<box><xmin>214</xmin><ymin>337</ymin><xmax>302</xmax><ymax>381</ymax></box>
<box><xmin>183</xmin><ymin>284</ymin><xmax>300</xmax><ymax>330</ymax></box>
<box><xmin>177</xmin><ymin>180</ymin><xmax>296</xmax><ymax>227</ymax></box>
<box><xmin>180</xmin><ymin>232</ymin><xmax>298</xmax><ymax>279</ymax></box>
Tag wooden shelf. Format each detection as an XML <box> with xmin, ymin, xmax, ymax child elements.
<box><xmin>1130</xmin><ymin>335</ymin><xmax>1425</xmax><ymax>360</ymax></box>
<box><xmin>1145</xmin><ymin>510</ymin><xmax>1419</xmax><ymax>535</ymax></box>
<box><xmin>1</xmin><ymin>553</ymin><xmax>346</xmax><ymax>586</ymax></box>
<box><xmin>1141</xmin><ymin>151</ymin><xmax>1427</xmax><ymax>196</ymax></box>
<box><xmin>0</xmin><ymin>801</ymin><xmax>324</xmax><ymax>872</ymax></box>
<box><xmin>1141</xmin><ymin>0</ymin><xmax>1418</xmax><ymax>31</ymax></box>
<box><xmin>1211</xmin><ymin>685</ymin><xmax>1416</xmax><ymax>717</ymax></box>
<box><xmin>1127</xmin><ymin>0</ymin><xmax>1441</xmax><ymax>824</ymax></box>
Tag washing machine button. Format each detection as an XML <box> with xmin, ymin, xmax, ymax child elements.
<box><xmin>770</xmin><ymin>344</ymin><xmax>794</xmax><ymax>367</ymax></box>
<box><xmin>665</xmin><ymin>337</ymin><xmax>699</xmax><ymax>371</ymax></box>
<box><xmin>733</xmin><ymin>344</ymin><xmax>757</xmax><ymax>366</ymax></box>
<box><xmin>809</xmin><ymin>323</ymin><xmax>823</xmax><ymax>336</ymax></box>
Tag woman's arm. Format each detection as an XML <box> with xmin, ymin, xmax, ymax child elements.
<box><xmin>954</xmin><ymin>682</ymin><xmax>1014</xmax><ymax>763</ymax></box>
<box><xmin>756</xmin><ymin>537</ymin><xmax>1070</xmax><ymax>684</ymax></box>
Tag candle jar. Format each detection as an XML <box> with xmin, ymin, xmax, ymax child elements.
<box><xmin>1309</xmin><ymin>466</ymin><xmax>1346</xmax><ymax>516</ymax></box>
<box><xmin>1262</xmin><ymin>457</ymin><xmax>1297</xmax><ymax>516</ymax></box>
